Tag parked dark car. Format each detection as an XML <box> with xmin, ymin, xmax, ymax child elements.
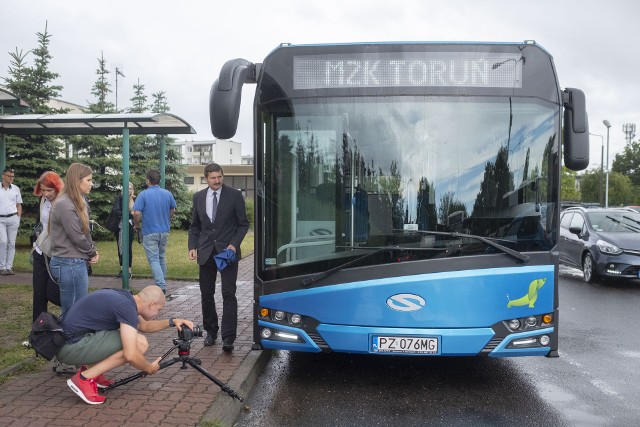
<box><xmin>558</xmin><ymin>207</ymin><xmax>640</xmax><ymax>283</ymax></box>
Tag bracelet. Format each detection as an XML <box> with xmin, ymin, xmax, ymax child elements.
<box><xmin>168</xmin><ymin>317</ymin><xmax>174</xmax><ymax>327</ymax></box>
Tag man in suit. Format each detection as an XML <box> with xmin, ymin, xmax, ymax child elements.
<box><xmin>188</xmin><ymin>163</ymin><xmax>249</xmax><ymax>352</ymax></box>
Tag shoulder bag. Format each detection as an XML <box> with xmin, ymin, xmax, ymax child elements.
<box><xmin>35</xmin><ymin>226</ymin><xmax>53</xmax><ymax>258</ymax></box>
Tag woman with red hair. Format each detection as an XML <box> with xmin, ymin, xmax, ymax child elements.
<box><xmin>31</xmin><ymin>171</ymin><xmax>64</xmax><ymax>322</ymax></box>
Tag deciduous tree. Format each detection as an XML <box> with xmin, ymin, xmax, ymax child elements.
<box><xmin>560</xmin><ymin>166</ymin><xmax>580</xmax><ymax>202</ymax></box>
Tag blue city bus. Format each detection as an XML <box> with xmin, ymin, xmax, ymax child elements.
<box><xmin>209</xmin><ymin>41</ymin><xmax>589</xmax><ymax>357</ymax></box>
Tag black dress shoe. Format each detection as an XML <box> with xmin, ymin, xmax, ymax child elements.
<box><xmin>222</xmin><ymin>339</ymin><xmax>234</xmax><ymax>352</ymax></box>
<box><xmin>204</xmin><ymin>335</ymin><xmax>216</xmax><ymax>346</ymax></box>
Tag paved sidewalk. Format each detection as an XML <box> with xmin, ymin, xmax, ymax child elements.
<box><xmin>0</xmin><ymin>253</ymin><xmax>270</xmax><ymax>427</ymax></box>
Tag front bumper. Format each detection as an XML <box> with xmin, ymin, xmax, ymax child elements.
<box><xmin>257</xmin><ymin>319</ymin><xmax>554</xmax><ymax>357</ymax></box>
<box><xmin>594</xmin><ymin>252</ymin><xmax>640</xmax><ymax>280</ymax></box>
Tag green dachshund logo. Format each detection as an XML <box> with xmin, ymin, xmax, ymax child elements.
<box><xmin>506</xmin><ymin>278</ymin><xmax>546</xmax><ymax>308</ymax></box>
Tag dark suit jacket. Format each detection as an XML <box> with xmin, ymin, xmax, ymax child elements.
<box><xmin>188</xmin><ymin>184</ymin><xmax>249</xmax><ymax>265</ymax></box>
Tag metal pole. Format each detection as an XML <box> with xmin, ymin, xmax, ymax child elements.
<box><xmin>115</xmin><ymin>67</ymin><xmax>125</xmax><ymax>112</ymax></box>
<box><xmin>603</xmin><ymin>120</ymin><xmax>611</xmax><ymax>208</ymax></box>
<box><xmin>0</xmin><ymin>135</ymin><xmax>5</xmax><ymax>173</ymax></box>
<box><xmin>590</xmin><ymin>133</ymin><xmax>604</xmax><ymax>206</ymax></box>
<box><xmin>160</xmin><ymin>135</ymin><xmax>166</xmax><ymax>188</ymax></box>
<box><xmin>600</xmin><ymin>143</ymin><xmax>604</xmax><ymax>206</ymax></box>
<box><xmin>121</xmin><ymin>127</ymin><xmax>131</xmax><ymax>290</ymax></box>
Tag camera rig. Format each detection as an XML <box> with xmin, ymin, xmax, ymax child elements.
<box><xmin>102</xmin><ymin>330</ymin><xmax>244</xmax><ymax>402</ymax></box>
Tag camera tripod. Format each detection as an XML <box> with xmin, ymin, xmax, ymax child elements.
<box><xmin>102</xmin><ymin>338</ymin><xmax>244</xmax><ymax>402</ymax></box>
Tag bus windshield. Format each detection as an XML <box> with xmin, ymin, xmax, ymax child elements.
<box><xmin>260</xmin><ymin>95</ymin><xmax>559</xmax><ymax>275</ymax></box>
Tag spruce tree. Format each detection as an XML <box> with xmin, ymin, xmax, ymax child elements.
<box><xmin>129</xmin><ymin>79</ymin><xmax>147</xmax><ymax>113</ymax></box>
<box><xmin>71</xmin><ymin>52</ymin><xmax>120</xmax><ymax>235</ymax></box>
<box><xmin>149</xmin><ymin>91</ymin><xmax>169</xmax><ymax>113</ymax></box>
<box><xmin>127</xmin><ymin>78</ymin><xmax>149</xmax><ymax>192</ymax></box>
<box><xmin>2</xmin><ymin>23</ymin><xmax>66</xmax><ymax>232</ymax></box>
<box><xmin>146</xmin><ymin>91</ymin><xmax>191</xmax><ymax>228</ymax></box>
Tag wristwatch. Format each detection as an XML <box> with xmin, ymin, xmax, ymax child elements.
<box><xmin>168</xmin><ymin>317</ymin><xmax>175</xmax><ymax>327</ymax></box>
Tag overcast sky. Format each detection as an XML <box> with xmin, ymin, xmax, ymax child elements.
<box><xmin>1</xmin><ymin>0</ymin><xmax>639</xmax><ymax>162</ymax></box>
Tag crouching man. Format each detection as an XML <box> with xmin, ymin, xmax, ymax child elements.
<box><xmin>57</xmin><ymin>285</ymin><xmax>193</xmax><ymax>404</ymax></box>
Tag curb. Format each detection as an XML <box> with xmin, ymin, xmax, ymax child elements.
<box><xmin>0</xmin><ymin>356</ymin><xmax>37</xmax><ymax>378</ymax></box>
<box><xmin>200</xmin><ymin>349</ymin><xmax>272</xmax><ymax>426</ymax></box>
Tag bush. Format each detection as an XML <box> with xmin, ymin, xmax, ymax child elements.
<box><xmin>245</xmin><ymin>198</ymin><xmax>254</xmax><ymax>230</ymax></box>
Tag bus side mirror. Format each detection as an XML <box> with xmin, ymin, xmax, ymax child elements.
<box><xmin>210</xmin><ymin>58</ymin><xmax>256</xmax><ymax>139</ymax></box>
<box><xmin>562</xmin><ymin>88</ymin><xmax>589</xmax><ymax>171</ymax></box>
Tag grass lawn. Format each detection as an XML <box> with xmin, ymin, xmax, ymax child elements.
<box><xmin>11</xmin><ymin>229</ymin><xmax>254</xmax><ymax>280</ymax></box>
<box><xmin>0</xmin><ymin>229</ymin><xmax>253</xmax><ymax>381</ymax></box>
<box><xmin>0</xmin><ymin>285</ymin><xmax>53</xmax><ymax>383</ymax></box>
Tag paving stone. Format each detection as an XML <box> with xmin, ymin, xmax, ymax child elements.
<box><xmin>0</xmin><ymin>253</ymin><xmax>268</xmax><ymax>427</ymax></box>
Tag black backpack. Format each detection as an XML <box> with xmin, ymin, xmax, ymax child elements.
<box><xmin>105</xmin><ymin>195</ymin><xmax>122</xmax><ymax>234</ymax></box>
<box><xmin>29</xmin><ymin>312</ymin><xmax>66</xmax><ymax>360</ymax></box>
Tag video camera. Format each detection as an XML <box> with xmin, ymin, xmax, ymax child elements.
<box><xmin>177</xmin><ymin>324</ymin><xmax>203</xmax><ymax>342</ymax></box>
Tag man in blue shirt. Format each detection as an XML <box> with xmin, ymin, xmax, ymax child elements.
<box><xmin>58</xmin><ymin>285</ymin><xmax>193</xmax><ymax>404</ymax></box>
<box><xmin>133</xmin><ymin>169</ymin><xmax>177</xmax><ymax>294</ymax></box>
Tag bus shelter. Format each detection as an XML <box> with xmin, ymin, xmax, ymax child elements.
<box><xmin>0</xmin><ymin>111</ymin><xmax>196</xmax><ymax>289</ymax></box>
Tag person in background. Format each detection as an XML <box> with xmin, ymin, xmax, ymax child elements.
<box><xmin>31</xmin><ymin>171</ymin><xmax>64</xmax><ymax>322</ymax></box>
<box><xmin>133</xmin><ymin>169</ymin><xmax>176</xmax><ymax>294</ymax></box>
<box><xmin>0</xmin><ymin>168</ymin><xmax>22</xmax><ymax>275</ymax></box>
<box><xmin>49</xmin><ymin>163</ymin><xmax>99</xmax><ymax>314</ymax></box>
<box><xmin>188</xmin><ymin>163</ymin><xmax>249</xmax><ymax>352</ymax></box>
<box><xmin>112</xmin><ymin>182</ymin><xmax>135</xmax><ymax>279</ymax></box>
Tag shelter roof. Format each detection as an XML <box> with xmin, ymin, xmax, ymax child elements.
<box><xmin>0</xmin><ymin>113</ymin><xmax>195</xmax><ymax>136</ymax></box>
<box><xmin>0</xmin><ymin>88</ymin><xmax>30</xmax><ymax>114</ymax></box>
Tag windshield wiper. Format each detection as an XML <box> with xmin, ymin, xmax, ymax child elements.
<box><xmin>622</xmin><ymin>215</ymin><xmax>640</xmax><ymax>228</ymax></box>
<box><xmin>393</xmin><ymin>229</ymin><xmax>530</xmax><ymax>264</ymax></box>
<box><xmin>606</xmin><ymin>215</ymin><xmax>640</xmax><ymax>233</ymax></box>
<box><xmin>300</xmin><ymin>231</ymin><xmax>529</xmax><ymax>288</ymax></box>
<box><xmin>300</xmin><ymin>245</ymin><xmax>403</xmax><ymax>288</ymax></box>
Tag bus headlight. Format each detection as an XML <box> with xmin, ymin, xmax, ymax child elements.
<box><xmin>539</xmin><ymin>335</ymin><xmax>550</xmax><ymax>346</ymax></box>
<box><xmin>504</xmin><ymin>313</ymin><xmax>553</xmax><ymax>331</ymax></box>
<box><xmin>259</xmin><ymin>307</ymin><xmax>305</xmax><ymax>327</ymax></box>
<box><xmin>261</xmin><ymin>328</ymin><xmax>273</xmax><ymax>339</ymax></box>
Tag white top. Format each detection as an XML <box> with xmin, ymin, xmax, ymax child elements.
<box><xmin>0</xmin><ymin>184</ymin><xmax>22</xmax><ymax>215</ymax></box>
<box><xmin>34</xmin><ymin>198</ymin><xmax>52</xmax><ymax>255</ymax></box>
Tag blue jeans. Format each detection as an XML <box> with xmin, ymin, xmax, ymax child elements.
<box><xmin>49</xmin><ymin>256</ymin><xmax>89</xmax><ymax>315</ymax></box>
<box><xmin>142</xmin><ymin>232</ymin><xmax>168</xmax><ymax>290</ymax></box>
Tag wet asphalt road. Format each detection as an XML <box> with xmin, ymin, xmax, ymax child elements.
<box><xmin>236</xmin><ymin>267</ymin><xmax>640</xmax><ymax>426</ymax></box>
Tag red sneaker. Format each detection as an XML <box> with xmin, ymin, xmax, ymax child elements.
<box><xmin>80</xmin><ymin>365</ymin><xmax>114</xmax><ymax>389</ymax></box>
<box><xmin>67</xmin><ymin>371</ymin><xmax>106</xmax><ymax>405</ymax></box>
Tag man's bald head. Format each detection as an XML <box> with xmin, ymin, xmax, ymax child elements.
<box><xmin>138</xmin><ymin>285</ymin><xmax>166</xmax><ymax>306</ymax></box>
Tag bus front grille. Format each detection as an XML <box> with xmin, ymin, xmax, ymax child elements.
<box><xmin>307</xmin><ymin>332</ymin><xmax>331</xmax><ymax>352</ymax></box>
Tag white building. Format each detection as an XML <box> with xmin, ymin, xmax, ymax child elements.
<box><xmin>175</xmin><ymin>139</ymin><xmax>243</xmax><ymax>165</ymax></box>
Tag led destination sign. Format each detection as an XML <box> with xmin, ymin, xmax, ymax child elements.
<box><xmin>293</xmin><ymin>52</ymin><xmax>523</xmax><ymax>90</ymax></box>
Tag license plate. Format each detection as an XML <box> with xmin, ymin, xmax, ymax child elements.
<box><xmin>372</xmin><ymin>335</ymin><xmax>439</xmax><ymax>354</ymax></box>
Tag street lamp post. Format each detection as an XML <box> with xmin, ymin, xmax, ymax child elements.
<box><xmin>603</xmin><ymin>120</ymin><xmax>611</xmax><ymax>208</ymax></box>
<box><xmin>590</xmin><ymin>133</ymin><xmax>604</xmax><ymax>206</ymax></box>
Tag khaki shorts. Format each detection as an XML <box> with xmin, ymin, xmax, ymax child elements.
<box><xmin>56</xmin><ymin>330</ymin><xmax>122</xmax><ymax>365</ymax></box>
